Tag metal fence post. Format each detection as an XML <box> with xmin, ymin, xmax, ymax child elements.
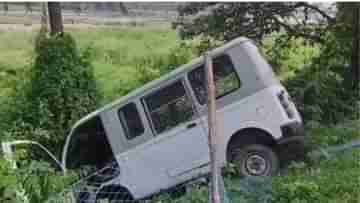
<box><xmin>205</xmin><ymin>52</ymin><xmax>221</xmax><ymax>203</ymax></box>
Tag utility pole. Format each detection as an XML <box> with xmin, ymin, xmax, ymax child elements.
<box><xmin>48</xmin><ymin>2</ymin><xmax>63</xmax><ymax>34</ymax></box>
<box><xmin>205</xmin><ymin>52</ymin><xmax>221</xmax><ymax>203</ymax></box>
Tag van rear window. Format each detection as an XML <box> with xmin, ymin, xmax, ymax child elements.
<box><xmin>188</xmin><ymin>54</ymin><xmax>241</xmax><ymax>105</ymax></box>
<box><xmin>118</xmin><ymin>103</ymin><xmax>145</xmax><ymax>140</ymax></box>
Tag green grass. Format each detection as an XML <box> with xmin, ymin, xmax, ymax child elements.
<box><xmin>0</xmin><ymin>24</ymin><xmax>178</xmax><ymax>103</ymax></box>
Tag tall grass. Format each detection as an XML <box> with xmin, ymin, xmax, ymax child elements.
<box><xmin>0</xmin><ymin>25</ymin><xmax>178</xmax><ymax>103</ymax></box>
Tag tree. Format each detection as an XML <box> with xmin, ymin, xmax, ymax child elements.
<box><xmin>48</xmin><ymin>2</ymin><xmax>63</xmax><ymax>34</ymax></box>
<box><xmin>174</xmin><ymin>2</ymin><xmax>335</xmax><ymax>43</ymax></box>
<box><xmin>337</xmin><ymin>3</ymin><xmax>360</xmax><ymax>90</ymax></box>
<box><xmin>351</xmin><ymin>5</ymin><xmax>360</xmax><ymax>90</ymax></box>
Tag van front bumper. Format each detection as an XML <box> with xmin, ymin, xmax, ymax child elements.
<box><xmin>276</xmin><ymin>122</ymin><xmax>306</xmax><ymax>162</ymax></box>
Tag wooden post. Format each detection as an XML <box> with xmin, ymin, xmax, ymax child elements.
<box><xmin>205</xmin><ymin>52</ymin><xmax>221</xmax><ymax>203</ymax></box>
<box><xmin>48</xmin><ymin>2</ymin><xmax>63</xmax><ymax>34</ymax></box>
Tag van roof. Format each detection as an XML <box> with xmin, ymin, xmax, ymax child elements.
<box><xmin>70</xmin><ymin>37</ymin><xmax>251</xmax><ymax>131</ymax></box>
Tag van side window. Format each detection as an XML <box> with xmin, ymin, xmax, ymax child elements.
<box><xmin>188</xmin><ymin>54</ymin><xmax>241</xmax><ymax>105</ymax></box>
<box><xmin>118</xmin><ymin>103</ymin><xmax>145</xmax><ymax>140</ymax></box>
<box><xmin>144</xmin><ymin>81</ymin><xmax>194</xmax><ymax>134</ymax></box>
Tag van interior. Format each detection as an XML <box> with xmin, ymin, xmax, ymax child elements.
<box><xmin>66</xmin><ymin>116</ymin><xmax>118</xmax><ymax>178</ymax></box>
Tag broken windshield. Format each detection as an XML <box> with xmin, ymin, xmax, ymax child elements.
<box><xmin>65</xmin><ymin>116</ymin><xmax>116</xmax><ymax>176</ymax></box>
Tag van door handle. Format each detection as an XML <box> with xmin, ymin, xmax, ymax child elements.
<box><xmin>187</xmin><ymin>123</ymin><xmax>197</xmax><ymax>129</ymax></box>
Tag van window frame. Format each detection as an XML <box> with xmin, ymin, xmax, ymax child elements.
<box><xmin>117</xmin><ymin>102</ymin><xmax>145</xmax><ymax>140</ymax></box>
<box><xmin>141</xmin><ymin>79</ymin><xmax>196</xmax><ymax>136</ymax></box>
<box><xmin>187</xmin><ymin>54</ymin><xmax>241</xmax><ymax>106</ymax></box>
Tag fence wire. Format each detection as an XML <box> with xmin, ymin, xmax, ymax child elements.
<box><xmin>45</xmin><ymin>139</ymin><xmax>359</xmax><ymax>203</ymax></box>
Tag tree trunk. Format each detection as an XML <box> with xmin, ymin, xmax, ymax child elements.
<box><xmin>48</xmin><ymin>2</ymin><xmax>63</xmax><ymax>34</ymax></box>
<box><xmin>3</xmin><ymin>2</ymin><xmax>8</xmax><ymax>15</ymax></box>
<box><xmin>119</xmin><ymin>2</ymin><xmax>128</xmax><ymax>16</ymax></box>
<box><xmin>351</xmin><ymin>4</ymin><xmax>360</xmax><ymax>90</ymax></box>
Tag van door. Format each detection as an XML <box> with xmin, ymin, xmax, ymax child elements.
<box><xmin>117</xmin><ymin>80</ymin><xmax>210</xmax><ymax>196</ymax></box>
<box><xmin>142</xmin><ymin>80</ymin><xmax>210</xmax><ymax>178</ymax></box>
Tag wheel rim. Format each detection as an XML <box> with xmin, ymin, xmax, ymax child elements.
<box><xmin>245</xmin><ymin>154</ymin><xmax>268</xmax><ymax>176</ymax></box>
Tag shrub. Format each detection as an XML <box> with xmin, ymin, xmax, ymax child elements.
<box><xmin>261</xmin><ymin>33</ymin><xmax>320</xmax><ymax>75</ymax></box>
<box><xmin>284</xmin><ymin>32</ymin><xmax>359</xmax><ymax>124</ymax></box>
<box><xmin>307</xmin><ymin>120</ymin><xmax>360</xmax><ymax>147</ymax></box>
<box><xmin>0</xmin><ymin>32</ymin><xmax>101</xmax><ymax>153</ymax></box>
<box><xmin>0</xmin><ymin>159</ymin><xmax>74</xmax><ymax>203</ymax></box>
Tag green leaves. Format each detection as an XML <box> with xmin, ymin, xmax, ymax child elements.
<box><xmin>0</xmin><ymin>159</ymin><xmax>75</xmax><ymax>203</ymax></box>
<box><xmin>1</xmin><ymin>33</ymin><xmax>101</xmax><ymax>153</ymax></box>
<box><xmin>284</xmin><ymin>32</ymin><xmax>359</xmax><ymax>125</ymax></box>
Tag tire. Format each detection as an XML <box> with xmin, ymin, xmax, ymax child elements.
<box><xmin>231</xmin><ymin>144</ymin><xmax>279</xmax><ymax>177</ymax></box>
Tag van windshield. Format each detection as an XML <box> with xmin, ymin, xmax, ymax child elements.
<box><xmin>65</xmin><ymin>116</ymin><xmax>116</xmax><ymax>175</ymax></box>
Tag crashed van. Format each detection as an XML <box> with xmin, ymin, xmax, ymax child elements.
<box><xmin>2</xmin><ymin>37</ymin><xmax>305</xmax><ymax>202</ymax></box>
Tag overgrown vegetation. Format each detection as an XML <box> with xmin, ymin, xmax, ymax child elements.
<box><xmin>0</xmin><ymin>32</ymin><xmax>101</xmax><ymax>154</ymax></box>
<box><xmin>155</xmin><ymin>121</ymin><xmax>359</xmax><ymax>203</ymax></box>
<box><xmin>0</xmin><ymin>8</ymin><xmax>359</xmax><ymax>201</ymax></box>
<box><xmin>285</xmin><ymin>31</ymin><xmax>359</xmax><ymax>124</ymax></box>
<box><xmin>0</xmin><ymin>159</ymin><xmax>75</xmax><ymax>203</ymax></box>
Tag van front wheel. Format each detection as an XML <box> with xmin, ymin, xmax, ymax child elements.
<box><xmin>232</xmin><ymin>144</ymin><xmax>279</xmax><ymax>177</ymax></box>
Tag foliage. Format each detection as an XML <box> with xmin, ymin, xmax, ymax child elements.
<box><xmin>0</xmin><ymin>159</ymin><xmax>24</xmax><ymax>203</ymax></box>
<box><xmin>154</xmin><ymin>184</ymin><xmax>209</xmax><ymax>203</ymax></box>
<box><xmin>0</xmin><ymin>32</ymin><xmax>101</xmax><ymax>154</ymax></box>
<box><xmin>154</xmin><ymin>144</ymin><xmax>360</xmax><ymax>203</ymax></box>
<box><xmin>153</xmin><ymin>120</ymin><xmax>359</xmax><ymax>203</ymax></box>
<box><xmin>271</xmin><ymin>149</ymin><xmax>360</xmax><ymax>203</ymax></box>
<box><xmin>114</xmin><ymin>41</ymin><xmax>196</xmax><ymax>97</ymax></box>
<box><xmin>284</xmin><ymin>32</ymin><xmax>359</xmax><ymax>124</ymax></box>
<box><xmin>261</xmin><ymin>33</ymin><xmax>320</xmax><ymax>75</ymax></box>
<box><xmin>0</xmin><ymin>23</ymin><xmax>358</xmax><ymax>202</ymax></box>
<box><xmin>0</xmin><ymin>26</ymin><xmax>177</xmax><ymax>104</ymax></box>
<box><xmin>307</xmin><ymin>120</ymin><xmax>360</xmax><ymax>147</ymax></box>
<box><xmin>0</xmin><ymin>159</ymin><xmax>74</xmax><ymax>203</ymax></box>
<box><xmin>174</xmin><ymin>2</ymin><xmax>335</xmax><ymax>42</ymax></box>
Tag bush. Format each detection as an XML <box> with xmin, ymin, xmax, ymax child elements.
<box><xmin>0</xmin><ymin>159</ymin><xmax>74</xmax><ymax>203</ymax></box>
<box><xmin>261</xmin><ymin>33</ymin><xmax>320</xmax><ymax>75</ymax></box>
<box><xmin>284</xmin><ymin>32</ymin><xmax>359</xmax><ymax>124</ymax></box>
<box><xmin>0</xmin><ymin>32</ymin><xmax>101</xmax><ymax>153</ymax></box>
<box><xmin>307</xmin><ymin>120</ymin><xmax>360</xmax><ymax>147</ymax></box>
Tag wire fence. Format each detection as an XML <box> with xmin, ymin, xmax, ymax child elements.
<box><xmin>43</xmin><ymin>139</ymin><xmax>359</xmax><ymax>203</ymax></box>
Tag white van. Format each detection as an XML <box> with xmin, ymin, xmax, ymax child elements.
<box><xmin>2</xmin><ymin>37</ymin><xmax>305</xmax><ymax>202</ymax></box>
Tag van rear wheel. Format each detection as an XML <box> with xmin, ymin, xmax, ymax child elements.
<box><xmin>232</xmin><ymin>144</ymin><xmax>279</xmax><ymax>177</ymax></box>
